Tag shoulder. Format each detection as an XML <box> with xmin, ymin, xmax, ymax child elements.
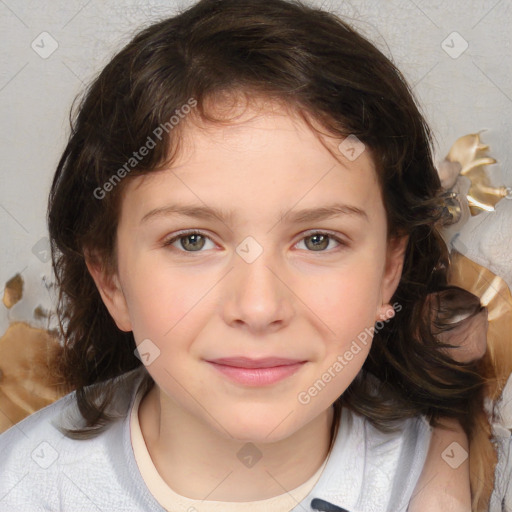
<box><xmin>315</xmin><ymin>407</ymin><xmax>431</xmax><ymax>511</ymax></box>
<box><xmin>355</xmin><ymin>408</ymin><xmax>432</xmax><ymax>480</ymax></box>
<box><xmin>355</xmin><ymin>408</ymin><xmax>432</xmax><ymax>506</ymax></box>
<box><xmin>0</xmin><ymin>390</ymin><xmax>77</xmax><ymax>466</ymax></box>
<box><xmin>0</xmin><ymin>391</ymin><xmax>94</xmax><ymax>509</ymax></box>
<box><xmin>344</xmin><ymin>374</ymin><xmax>433</xmax><ymax>499</ymax></box>
<box><xmin>0</xmin><ymin>367</ymin><xmax>148</xmax><ymax>510</ymax></box>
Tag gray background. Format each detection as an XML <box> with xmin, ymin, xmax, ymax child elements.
<box><xmin>1</xmin><ymin>0</ymin><xmax>511</xmax><ymax>336</ymax></box>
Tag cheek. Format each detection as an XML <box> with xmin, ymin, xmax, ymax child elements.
<box><xmin>121</xmin><ymin>260</ymin><xmax>205</xmax><ymax>345</ymax></box>
<box><xmin>307</xmin><ymin>260</ymin><xmax>383</xmax><ymax>340</ymax></box>
<box><xmin>298</xmin><ymin>269</ymin><xmax>382</xmax><ymax>404</ymax></box>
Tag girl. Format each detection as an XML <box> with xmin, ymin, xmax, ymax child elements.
<box><xmin>0</xmin><ymin>0</ymin><xmax>503</xmax><ymax>510</ymax></box>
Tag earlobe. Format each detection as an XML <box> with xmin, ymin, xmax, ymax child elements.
<box><xmin>84</xmin><ymin>253</ymin><xmax>133</xmax><ymax>332</ymax></box>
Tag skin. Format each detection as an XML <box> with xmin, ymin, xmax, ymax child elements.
<box><xmin>410</xmin><ymin>323</ymin><xmax>487</xmax><ymax>512</ymax></box>
<box><xmin>410</xmin><ymin>418</ymin><xmax>471</xmax><ymax>511</ymax></box>
<box><xmin>411</xmin><ymin>285</ymin><xmax>488</xmax><ymax>510</ymax></box>
<box><xmin>86</xmin><ymin>96</ymin><xmax>412</xmax><ymax>502</ymax></box>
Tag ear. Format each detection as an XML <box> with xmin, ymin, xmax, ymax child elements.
<box><xmin>84</xmin><ymin>251</ymin><xmax>132</xmax><ymax>332</ymax></box>
<box><xmin>380</xmin><ymin>234</ymin><xmax>408</xmax><ymax>306</ymax></box>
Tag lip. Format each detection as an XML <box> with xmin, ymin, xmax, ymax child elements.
<box><xmin>207</xmin><ymin>357</ymin><xmax>305</xmax><ymax>368</ymax></box>
<box><xmin>206</xmin><ymin>357</ymin><xmax>307</xmax><ymax>386</ymax></box>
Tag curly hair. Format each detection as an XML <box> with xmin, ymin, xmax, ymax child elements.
<box><xmin>47</xmin><ymin>0</ymin><xmax>491</xmax><ymax>508</ymax></box>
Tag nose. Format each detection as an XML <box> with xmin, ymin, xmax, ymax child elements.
<box><xmin>221</xmin><ymin>247</ymin><xmax>295</xmax><ymax>334</ymax></box>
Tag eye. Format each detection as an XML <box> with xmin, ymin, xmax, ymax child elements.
<box><xmin>163</xmin><ymin>230</ymin><xmax>347</xmax><ymax>254</ymax></box>
<box><xmin>295</xmin><ymin>231</ymin><xmax>347</xmax><ymax>252</ymax></box>
<box><xmin>162</xmin><ymin>231</ymin><xmax>216</xmax><ymax>252</ymax></box>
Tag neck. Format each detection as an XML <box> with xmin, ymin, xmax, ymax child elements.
<box><xmin>138</xmin><ymin>384</ymin><xmax>335</xmax><ymax>501</ymax></box>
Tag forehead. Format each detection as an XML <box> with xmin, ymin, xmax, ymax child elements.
<box><xmin>121</xmin><ymin>96</ymin><xmax>381</xmax><ymax>225</ymax></box>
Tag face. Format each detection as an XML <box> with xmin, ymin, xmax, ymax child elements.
<box><xmin>88</xmin><ymin>98</ymin><xmax>406</xmax><ymax>443</ymax></box>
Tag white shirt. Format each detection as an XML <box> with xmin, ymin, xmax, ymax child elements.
<box><xmin>0</xmin><ymin>366</ymin><xmax>434</xmax><ymax>512</ymax></box>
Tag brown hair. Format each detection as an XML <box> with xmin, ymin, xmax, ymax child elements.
<box><xmin>47</xmin><ymin>0</ymin><xmax>492</xmax><ymax>508</ymax></box>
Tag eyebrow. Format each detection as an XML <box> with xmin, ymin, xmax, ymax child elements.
<box><xmin>139</xmin><ymin>202</ymin><xmax>368</xmax><ymax>225</ymax></box>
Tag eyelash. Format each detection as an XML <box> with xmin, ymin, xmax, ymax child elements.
<box><xmin>161</xmin><ymin>229</ymin><xmax>349</xmax><ymax>254</ymax></box>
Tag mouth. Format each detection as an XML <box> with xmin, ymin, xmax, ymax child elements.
<box><xmin>205</xmin><ymin>357</ymin><xmax>307</xmax><ymax>386</ymax></box>
<box><xmin>207</xmin><ymin>356</ymin><xmax>306</xmax><ymax>368</ymax></box>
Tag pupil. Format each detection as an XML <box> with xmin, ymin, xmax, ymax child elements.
<box><xmin>308</xmin><ymin>234</ymin><xmax>328</xmax><ymax>251</ymax></box>
<box><xmin>183</xmin><ymin>234</ymin><xmax>204</xmax><ymax>251</ymax></box>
